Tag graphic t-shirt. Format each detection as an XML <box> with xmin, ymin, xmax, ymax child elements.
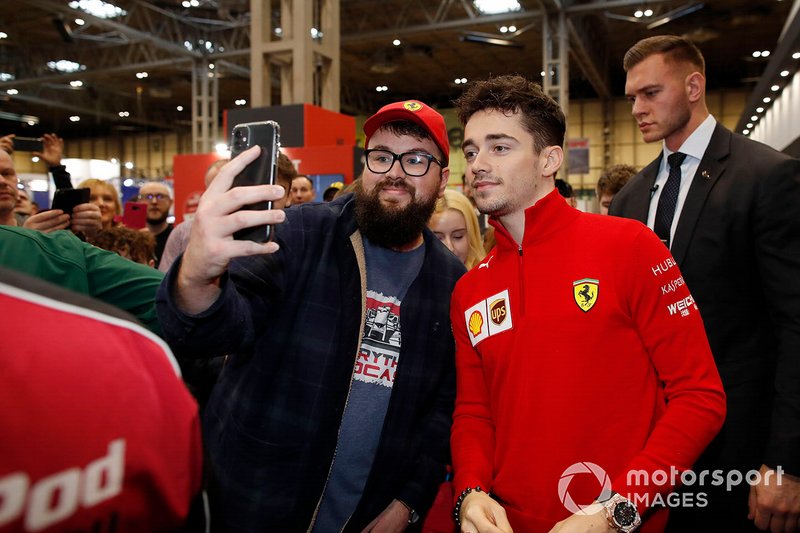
<box><xmin>312</xmin><ymin>238</ymin><xmax>425</xmax><ymax>531</ymax></box>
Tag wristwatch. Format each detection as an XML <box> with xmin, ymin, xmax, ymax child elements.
<box><xmin>601</xmin><ymin>492</ymin><xmax>641</xmax><ymax>532</ymax></box>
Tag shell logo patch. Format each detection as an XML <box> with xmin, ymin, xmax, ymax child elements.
<box><xmin>468</xmin><ymin>311</ymin><xmax>484</xmax><ymax>337</ymax></box>
<box><xmin>403</xmin><ymin>101</ymin><xmax>422</xmax><ymax>112</ymax></box>
<box><xmin>573</xmin><ymin>278</ymin><xmax>599</xmax><ymax>312</ymax></box>
<box><xmin>464</xmin><ymin>289</ymin><xmax>513</xmax><ymax>347</ymax></box>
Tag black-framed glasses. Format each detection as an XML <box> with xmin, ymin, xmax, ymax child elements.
<box><xmin>364</xmin><ymin>149</ymin><xmax>444</xmax><ymax>177</ymax></box>
<box><xmin>138</xmin><ymin>193</ymin><xmax>169</xmax><ymax>202</ymax></box>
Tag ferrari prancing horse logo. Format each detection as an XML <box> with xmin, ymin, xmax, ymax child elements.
<box><xmin>403</xmin><ymin>101</ymin><xmax>422</xmax><ymax>111</ymax></box>
<box><xmin>573</xmin><ymin>279</ymin><xmax>599</xmax><ymax>312</ymax></box>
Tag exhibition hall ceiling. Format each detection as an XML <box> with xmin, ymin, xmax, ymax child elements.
<box><xmin>0</xmin><ymin>0</ymin><xmax>793</xmax><ymax>138</ymax></box>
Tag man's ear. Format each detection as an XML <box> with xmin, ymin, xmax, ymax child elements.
<box><xmin>438</xmin><ymin>167</ymin><xmax>450</xmax><ymax>197</ymax></box>
<box><xmin>685</xmin><ymin>71</ymin><xmax>705</xmax><ymax>104</ymax></box>
<box><xmin>541</xmin><ymin>146</ymin><xmax>564</xmax><ymax>178</ymax></box>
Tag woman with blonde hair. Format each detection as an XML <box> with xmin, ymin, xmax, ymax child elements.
<box><xmin>428</xmin><ymin>188</ymin><xmax>485</xmax><ymax>270</ymax></box>
<box><xmin>78</xmin><ymin>178</ymin><xmax>122</xmax><ymax>230</ymax></box>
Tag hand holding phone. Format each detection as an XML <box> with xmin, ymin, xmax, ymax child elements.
<box><xmin>123</xmin><ymin>201</ymin><xmax>148</xmax><ymax>229</ymax></box>
<box><xmin>52</xmin><ymin>187</ymin><xmax>90</xmax><ymax>216</ymax></box>
<box><xmin>229</xmin><ymin>121</ymin><xmax>280</xmax><ymax>242</ymax></box>
<box><xmin>12</xmin><ymin>137</ymin><xmax>45</xmax><ymax>153</ymax></box>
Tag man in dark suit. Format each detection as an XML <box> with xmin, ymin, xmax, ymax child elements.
<box><xmin>611</xmin><ymin>35</ymin><xmax>800</xmax><ymax>532</ymax></box>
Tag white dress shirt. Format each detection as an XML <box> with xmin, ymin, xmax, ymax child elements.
<box><xmin>646</xmin><ymin>114</ymin><xmax>717</xmax><ymax>247</ymax></box>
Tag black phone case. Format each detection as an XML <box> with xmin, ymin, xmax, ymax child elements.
<box><xmin>13</xmin><ymin>137</ymin><xmax>44</xmax><ymax>152</ymax></box>
<box><xmin>230</xmin><ymin>121</ymin><xmax>280</xmax><ymax>242</ymax></box>
<box><xmin>52</xmin><ymin>187</ymin><xmax>90</xmax><ymax>215</ymax></box>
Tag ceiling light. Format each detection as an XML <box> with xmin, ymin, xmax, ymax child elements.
<box><xmin>541</xmin><ymin>71</ymin><xmax>546</xmax><ymax>77</ymax></box>
<box><xmin>47</xmin><ymin>60</ymin><xmax>85</xmax><ymax>73</ymax></box>
<box><xmin>0</xmin><ymin>32</ymin><xmax>7</xmax><ymax>39</ymax></box>
<box><xmin>69</xmin><ymin>80</ymin><xmax>83</xmax><ymax>87</ymax></box>
<box><xmin>500</xmin><ymin>25</ymin><xmax>509</xmax><ymax>33</ymax></box>
<box><xmin>235</xmin><ymin>99</ymin><xmax>247</xmax><ymax>106</ymax></box>
<box><xmin>274</xmin><ymin>27</ymin><xmax>282</xmax><ymax>36</ymax></box>
<box><xmin>68</xmin><ymin>0</ymin><xmax>126</xmax><ymax>19</ymax></box>
<box><xmin>181</xmin><ymin>0</ymin><xmax>190</xmax><ymax>6</ymax></box>
<box><xmin>118</xmin><ymin>111</ymin><xmax>129</xmax><ymax>117</ymax></box>
<box><xmin>69</xmin><ymin>115</ymin><xmax>80</xmax><ymax>122</ymax></box>
<box><xmin>190</xmin><ymin>0</ymin><xmax>199</xmax><ymax>6</ymax></box>
<box><xmin>176</xmin><ymin>105</ymin><xmax>184</xmax><ymax>111</ymax></box>
<box><xmin>743</xmin><ymin>129</ymin><xmax>750</xmax><ymax>135</ymax></box>
<box><xmin>135</xmin><ymin>71</ymin><xmax>148</xmax><ymax>79</ymax></box>
<box><xmin>763</xmin><ymin>97</ymin><xmax>772</xmax><ymax>103</ymax></box>
<box><xmin>751</xmin><ymin>115</ymin><xmax>759</xmax><ymax>121</ymax></box>
<box><xmin>473</xmin><ymin>0</ymin><xmax>520</xmax><ymax>15</ymax></box>
<box><xmin>508</xmin><ymin>25</ymin><xmax>516</xmax><ymax>32</ymax></box>
<box><xmin>761</xmin><ymin>50</ymin><xmax>770</xmax><ymax>57</ymax></box>
<box><xmin>634</xmin><ymin>10</ymin><xmax>643</xmax><ymax>17</ymax></box>
<box><xmin>124</xmin><ymin>162</ymin><xmax>134</xmax><ymax>169</ymax></box>
<box><xmin>75</xmin><ymin>18</ymin><xmax>85</xmax><ymax>25</ymax></box>
<box><xmin>747</xmin><ymin>123</ymin><xmax>754</xmax><ymax>128</ymax></box>
<box><xmin>6</xmin><ymin>88</ymin><xmax>18</xmax><ymax>95</ymax></box>
<box><xmin>310</xmin><ymin>27</ymin><xmax>323</xmax><ymax>39</ymax></box>
<box><xmin>392</xmin><ymin>39</ymin><xmax>401</xmax><ymax>46</ymax></box>
<box><xmin>375</xmin><ymin>85</ymin><xmax>388</xmax><ymax>92</ymax></box>
<box><xmin>793</xmin><ymin>52</ymin><xmax>800</xmax><ymax>59</ymax></box>
<box><xmin>771</xmin><ymin>84</ymin><xmax>780</xmax><ymax>91</ymax></box>
<box><xmin>752</xmin><ymin>51</ymin><xmax>762</xmax><ymax>58</ymax></box>
<box><xmin>780</xmin><ymin>70</ymin><xmax>790</xmax><ymax>77</ymax></box>
<box><xmin>31</xmin><ymin>156</ymin><xmax>40</xmax><ymax>163</ymax></box>
<box><xmin>644</xmin><ymin>9</ymin><xmax>653</xmax><ymax>16</ymax></box>
<box><xmin>756</xmin><ymin>107</ymin><xmax>764</xmax><ymax>112</ymax></box>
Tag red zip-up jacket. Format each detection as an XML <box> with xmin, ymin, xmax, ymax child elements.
<box><xmin>450</xmin><ymin>189</ymin><xmax>726</xmax><ymax>531</ymax></box>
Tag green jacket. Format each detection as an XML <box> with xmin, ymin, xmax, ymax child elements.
<box><xmin>0</xmin><ymin>226</ymin><xmax>164</xmax><ymax>334</ymax></box>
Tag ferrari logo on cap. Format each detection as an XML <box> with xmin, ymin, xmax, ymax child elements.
<box><xmin>573</xmin><ymin>279</ymin><xmax>599</xmax><ymax>312</ymax></box>
<box><xmin>403</xmin><ymin>101</ymin><xmax>422</xmax><ymax>112</ymax></box>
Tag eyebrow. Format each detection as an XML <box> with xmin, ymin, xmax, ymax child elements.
<box><xmin>370</xmin><ymin>144</ymin><xmax>433</xmax><ymax>155</ymax></box>
<box><xmin>625</xmin><ymin>83</ymin><xmax>661</xmax><ymax>97</ymax></box>
<box><xmin>462</xmin><ymin>133</ymin><xmax>519</xmax><ymax>148</ymax></box>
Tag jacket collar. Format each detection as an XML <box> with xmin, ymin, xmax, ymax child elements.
<box><xmin>490</xmin><ymin>187</ymin><xmax>580</xmax><ymax>252</ymax></box>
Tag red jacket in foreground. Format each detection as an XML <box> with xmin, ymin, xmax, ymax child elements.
<box><xmin>450</xmin><ymin>189</ymin><xmax>726</xmax><ymax>531</ymax></box>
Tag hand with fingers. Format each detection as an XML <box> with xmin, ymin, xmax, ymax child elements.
<box><xmin>459</xmin><ymin>491</ymin><xmax>514</xmax><ymax>533</ymax></box>
<box><xmin>176</xmin><ymin>145</ymin><xmax>287</xmax><ymax>315</ymax></box>
<box><xmin>22</xmin><ymin>209</ymin><xmax>71</xmax><ymax>233</ymax></box>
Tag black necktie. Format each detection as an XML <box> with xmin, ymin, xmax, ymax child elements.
<box><xmin>654</xmin><ymin>152</ymin><xmax>687</xmax><ymax>248</ymax></box>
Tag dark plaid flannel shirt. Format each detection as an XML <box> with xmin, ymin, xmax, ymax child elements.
<box><xmin>157</xmin><ymin>194</ymin><xmax>465</xmax><ymax>532</ymax></box>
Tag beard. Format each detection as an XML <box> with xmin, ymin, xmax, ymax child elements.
<box><xmin>354</xmin><ymin>177</ymin><xmax>438</xmax><ymax>249</ymax></box>
<box><xmin>147</xmin><ymin>208</ymin><xmax>168</xmax><ymax>225</ymax></box>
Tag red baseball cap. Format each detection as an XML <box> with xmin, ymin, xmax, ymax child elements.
<box><xmin>364</xmin><ymin>100</ymin><xmax>450</xmax><ymax>165</ymax></box>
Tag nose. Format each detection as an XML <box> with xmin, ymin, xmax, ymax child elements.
<box><xmin>442</xmin><ymin>236</ymin><xmax>455</xmax><ymax>254</ymax></box>
<box><xmin>631</xmin><ymin>97</ymin><xmax>645</xmax><ymax>119</ymax></box>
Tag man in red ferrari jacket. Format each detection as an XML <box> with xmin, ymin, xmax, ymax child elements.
<box><xmin>449</xmin><ymin>74</ymin><xmax>726</xmax><ymax>533</ymax></box>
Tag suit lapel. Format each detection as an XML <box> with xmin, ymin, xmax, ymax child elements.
<box><xmin>671</xmin><ymin>123</ymin><xmax>731</xmax><ymax>265</ymax></box>
<box><xmin>627</xmin><ymin>157</ymin><xmax>662</xmax><ymax>223</ymax></box>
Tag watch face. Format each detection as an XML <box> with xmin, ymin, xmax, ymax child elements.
<box><xmin>613</xmin><ymin>501</ymin><xmax>638</xmax><ymax>527</ymax></box>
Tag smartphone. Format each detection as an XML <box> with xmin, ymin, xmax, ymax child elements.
<box><xmin>51</xmin><ymin>187</ymin><xmax>90</xmax><ymax>215</ymax></box>
<box><xmin>229</xmin><ymin>120</ymin><xmax>280</xmax><ymax>242</ymax></box>
<box><xmin>123</xmin><ymin>201</ymin><xmax>148</xmax><ymax>229</ymax></box>
<box><xmin>12</xmin><ymin>137</ymin><xmax>44</xmax><ymax>153</ymax></box>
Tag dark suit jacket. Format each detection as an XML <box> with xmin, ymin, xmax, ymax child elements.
<box><xmin>610</xmin><ymin>122</ymin><xmax>800</xmax><ymax>477</ymax></box>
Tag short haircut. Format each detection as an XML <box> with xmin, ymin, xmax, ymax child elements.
<box><xmin>555</xmin><ymin>178</ymin><xmax>574</xmax><ymax>199</ymax></box>
<box><xmin>623</xmin><ymin>35</ymin><xmax>705</xmax><ymax>75</ymax></box>
<box><xmin>454</xmin><ymin>74</ymin><xmax>566</xmax><ymax>153</ymax></box>
<box><xmin>277</xmin><ymin>152</ymin><xmax>297</xmax><ymax>190</ymax></box>
<box><xmin>597</xmin><ymin>164</ymin><xmax>638</xmax><ymax>197</ymax></box>
<box><xmin>92</xmin><ymin>226</ymin><xmax>156</xmax><ymax>265</ymax></box>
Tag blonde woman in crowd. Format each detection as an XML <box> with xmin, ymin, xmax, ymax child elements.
<box><xmin>428</xmin><ymin>188</ymin><xmax>485</xmax><ymax>269</ymax></box>
<box><xmin>78</xmin><ymin>178</ymin><xmax>122</xmax><ymax>230</ymax></box>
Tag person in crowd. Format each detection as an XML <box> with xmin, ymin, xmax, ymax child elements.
<box><xmin>597</xmin><ymin>164</ymin><xmax>637</xmax><ymax>215</ymax></box>
<box><xmin>289</xmin><ymin>174</ymin><xmax>316</xmax><ymax>205</ymax></box>
<box><xmin>137</xmin><ymin>181</ymin><xmax>173</xmax><ymax>269</ymax></box>
<box><xmin>159</xmin><ymin>152</ymin><xmax>296</xmax><ymax>273</ymax></box>
<box><xmin>428</xmin><ymin>188</ymin><xmax>485</xmax><ymax>269</ymax></box>
<box><xmin>0</xmin><ymin>266</ymin><xmax>203</xmax><ymax>532</ymax></box>
<box><xmin>554</xmin><ymin>177</ymin><xmax>577</xmax><ymax>207</ymax></box>
<box><xmin>78</xmin><ymin>178</ymin><xmax>122</xmax><ymax>230</ymax></box>
<box><xmin>450</xmin><ymin>74</ymin><xmax>725</xmax><ymax>532</ymax></box>
<box><xmin>611</xmin><ymin>35</ymin><xmax>800</xmax><ymax>532</ymax></box>
<box><xmin>323</xmin><ymin>181</ymin><xmax>344</xmax><ymax>202</ymax></box>
<box><xmin>0</xmin><ymin>144</ymin><xmax>101</xmax><ymax>237</ymax></box>
<box><xmin>92</xmin><ymin>225</ymin><xmax>157</xmax><ymax>267</ymax></box>
<box><xmin>14</xmin><ymin>186</ymin><xmax>34</xmax><ymax>225</ymax></box>
<box><xmin>156</xmin><ymin>99</ymin><xmax>465</xmax><ymax>531</ymax></box>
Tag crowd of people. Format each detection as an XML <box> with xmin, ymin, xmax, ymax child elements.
<box><xmin>1</xmin><ymin>34</ymin><xmax>798</xmax><ymax>533</ymax></box>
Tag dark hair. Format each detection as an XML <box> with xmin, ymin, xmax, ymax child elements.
<box><xmin>277</xmin><ymin>152</ymin><xmax>297</xmax><ymax>189</ymax></box>
<box><xmin>623</xmin><ymin>35</ymin><xmax>705</xmax><ymax>74</ymax></box>
<box><xmin>91</xmin><ymin>226</ymin><xmax>156</xmax><ymax>266</ymax></box>
<box><xmin>554</xmin><ymin>178</ymin><xmax>574</xmax><ymax>199</ymax></box>
<box><xmin>375</xmin><ymin>121</ymin><xmax>443</xmax><ymax>160</ymax></box>
<box><xmin>454</xmin><ymin>74</ymin><xmax>565</xmax><ymax>153</ymax></box>
<box><xmin>597</xmin><ymin>164</ymin><xmax>638</xmax><ymax>197</ymax></box>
